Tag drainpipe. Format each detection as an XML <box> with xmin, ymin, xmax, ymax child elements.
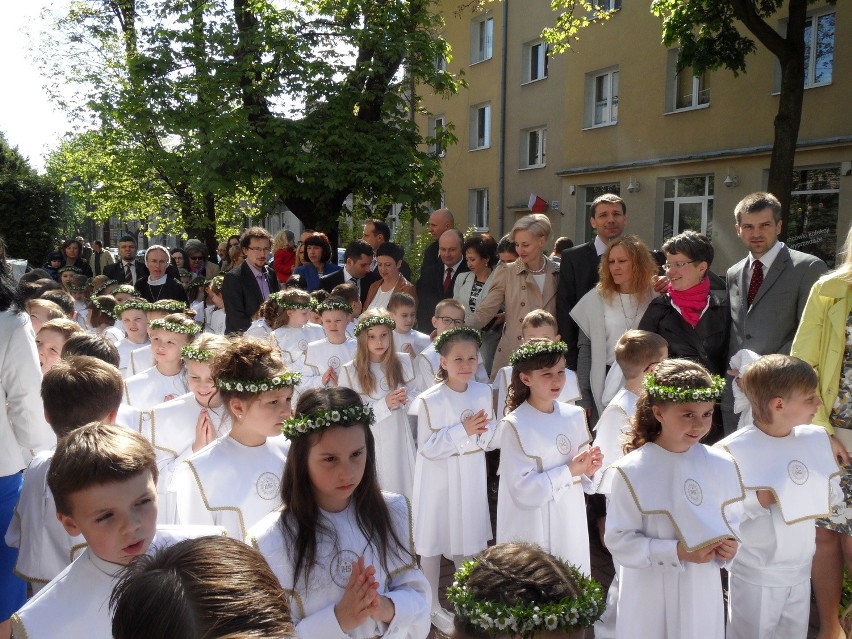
<box><xmin>497</xmin><ymin>0</ymin><xmax>508</xmax><ymax>236</ymax></box>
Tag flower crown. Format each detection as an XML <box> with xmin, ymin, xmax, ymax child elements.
<box><xmin>308</xmin><ymin>297</ymin><xmax>321</xmax><ymax>310</ymax></box>
<box><xmin>58</xmin><ymin>265</ymin><xmax>83</xmax><ymax>274</ymax></box>
<box><xmin>316</xmin><ymin>300</ymin><xmax>353</xmax><ymax>315</ymax></box>
<box><xmin>92</xmin><ymin>280</ymin><xmax>118</xmax><ymax>296</ymax></box>
<box><xmin>354</xmin><ymin>314</ymin><xmax>396</xmax><ymax>336</ymax></box>
<box><xmin>446</xmin><ymin>558</ymin><xmax>605</xmax><ymax>635</ymax></box>
<box><xmin>270</xmin><ymin>292</ymin><xmax>312</xmax><ymax>311</ymax></box>
<box><xmin>114</xmin><ymin>299</ymin><xmax>150</xmax><ymax>315</ymax></box>
<box><xmin>149</xmin><ymin>300</ymin><xmax>188</xmax><ymax>313</ymax></box>
<box><xmin>148</xmin><ymin>318</ymin><xmax>202</xmax><ymax>335</ymax></box>
<box><xmin>67</xmin><ymin>282</ymin><xmax>88</xmax><ymax>292</ymax></box>
<box><xmin>111</xmin><ymin>284</ymin><xmax>137</xmax><ymax>296</ymax></box>
<box><xmin>509</xmin><ymin>340</ymin><xmax>569</xmax><ymax>367</ymax></box>
<box><xmin>643</xmin><ymin>373</ymin><xmax>726</xmax><ymax>402</ymax></box>
<box><xmin>433</xmin><ymin>326</ymin><xmax>482</xmax><ymax>352</ymax></box>
<box><xmin>281</xmin><ymin>404</ymin><xmax>374</xmax><ymax>439</ymax></box>
<box><xmin>181</xmin><ymin>344</ymin><xmax>215</xmax><ymax>362</ymax></box>
<box><xmin>216</xmin><ymin>372</ymin><xmax>302</xmax><ymax>394</ymax></box>
<box><xmin>88</xmin><ymin>295</ymin><xmax>114</xmax><ymax>318</ymax></box>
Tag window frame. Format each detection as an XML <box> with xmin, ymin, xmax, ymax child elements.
<box><xmin>665</xmin><ymin>49</ymin><xmax>710</xmax><ymax>113</ymax></box>
<box><xmin>661</xmin><ymin>175</ymin><xmax>715</xmax><ymax>241</ymax></box>
<box><xmin>584</xmin><ymin>67</ymin><xmax>619</xmax><ymax>129</ymax></box>
<box><xmin>520</xmin><ymin>126</ymin><xmax>547</xmax><ymax>169</ymax></box>
<box><xmin>428</xmin><ymin>115</ymin><xmax>446</xmax><ymax>157</ymax></box>
<box><xmin>469</xmin><ymin>103</ymin><xmax>491</xmax><ymax>151</ymax></box>
<box><xmin>522</xmin><ymin>39</ymin><xmax>549</xmax><ymax>84</ymax></box>
<box><xmin>803</xmin><ymin>8</ymin><xmax>835</xmax><ymax>88</ymax></box>
<box><xmin>468</xmin><ymin>188</ymin><xmax>490</xmax><ymax>231</ymax></box>
<box><xmin>470</xmin><ymin>14</ymin><xmax>494</xmax><ymax>65</ymax></box>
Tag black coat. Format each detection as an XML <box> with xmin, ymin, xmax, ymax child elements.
<box><xmin>222</xmin><ymin>262</ymin><xmax>280</xmax><ymax>333</ymax></box>
<box><xmin>638</xmin><ymin>291</ymin><xmax>731</xmax><ymax>376</ymax></box>
<box><xmin>319</xmin><ymin>268</ymin><xmax>379</xmax><ymax>306</ymax></box>
<box><xmin>134</xmin><ymin>277</ymin><xmax>188</xmax><ymax>305</ymax></box>
<box><xmin>104</xmin><ymin>260</ymin><xmax>149</xmax><ymax>285</ymax></box>
<box><xmin>556</xmin><ymin>242</ymin><xmax>601</xmax><ymax>369</ymax></box>
<box><xmin>415</xmin><ymin>260</ymin><xmax>469</xmax><ymax>333</ymax></box>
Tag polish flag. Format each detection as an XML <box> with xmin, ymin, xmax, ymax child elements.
<box><xmin>528</xmin><ymin>194</ymin><xmax>548</xmax><ymax>213</ymax></box>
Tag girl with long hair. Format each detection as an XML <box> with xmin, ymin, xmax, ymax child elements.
<box><xmin>340</xmin><ymin>309</ymin><xmax>418</xmax><ymax>500</ymax></box>
<box><xmin>249</xmin><ymin>386</ymin><xmax>430</xmax><ymax>638</ymax></box>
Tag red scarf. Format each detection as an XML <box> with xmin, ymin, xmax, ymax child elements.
<box><xmin>668</xmin><ymin>277</ymin><xmax>710</xmax><ymax>328</ymax></box>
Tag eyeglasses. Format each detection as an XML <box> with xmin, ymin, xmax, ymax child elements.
<box><xmin>245</xmin><ymin>246</ymin><xmax>269</xmax><ymax>253</ymax></box>
<box><xmin>189</xmin><ymin>255</ymin><xmax>205</xmax><ymax>261</ymax></box>
<box><xmin>437</xmin><ymin>316</ymin><xmax>465</xmax><ymax>326</ymax></box>
<box><xmin>662</xmin><ymin>260</ymin><xmax>695</xmax><ymax>272</ymax></box>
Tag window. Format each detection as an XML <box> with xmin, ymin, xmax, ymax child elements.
<box><xmin>522</xmin><ymin>40</ymin><xmax>549</xmax><ymax>83</ymax></box>
<box><xmin>428</xmin><ymin>116</ymin><xmax>446</xmax><ymax>157</ymax></box>
<box><xmin>593</xmin><ymin>0</ymin><xmax>622</xmax><ymax>10</ymax></box>
<box><xmin>804</xmin><ymin>10</ymin><xmax>834</xmax><ymax>87</ymax></box>
<box><xmin>471</xmin><ymin>15</ymin><xmax>493</xmax><ymax>64</ymax></box>
<box><xmin>520</xmin><ymin>127</ymin><xmax>546</xmax><ymax>168</ymax></box>
<box><xmin>665</xmin><ymin>49</ymin><xmax>709</xmax><ymax>112</ymax></box>
<box><xmin>582</xmin><ymin>183</ymin><xmax>620</xmax><ymax>241</ymax></box>
<box><xmin>787</xmin><ymin>166</ymin><xmax>840</xmax><ymax>266</ymax></box>
<box><xmin>468</xmin><ymin>189</ymin><xmax>489</xmax><ymax>230</ymax></box>
<box><xmin>469</xmin><ymin>103</ymin><xmax>491</xmax><ymax>150</ymax></box>
<box><xmin>584</xmin><ymin>67</ymin><xmax>619</xmax><ymax>128</ymax></box>
<box><xmin>662</xmin><ymin>175</ymin><xmax>714</xmax><ymax>240</ymax></box>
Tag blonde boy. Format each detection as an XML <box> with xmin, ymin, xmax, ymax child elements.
<box><xmin>114</xmin><ymin>298</ymin><xmax>150</xmax><ymax>378</ymax></box>
<box><xmin>126</xmin><ymin>299</ymin><xmax>187</xmax><ymax>376</ymax></box>
<box><xmin>388</xmin><ymin>292</ymin><xmax>430</xmax><ymax>357</ymax></box>
<box><xmin>413</xmin><ymin>298</ymin><xmax>488</xmax><ymax>392</ymax></box>
<box><xmin>25</xmin><ymin>298</ymin><xmax>64</xmax><ymax>333</ymax></box>
<box><xmin>493</xmin><ymin>310</ymin><xmax>581</xmax><ymax>418</ymax></box>
<box><xmin>296</xmin><ymin>298</ymin><xmax>356</xmax><ymax>398</ymax></box>
<box><xmin>35</xmin><ymin>318</ymin><xmax>83</xmax><ymax>375</ymax></box>
<box><xmin>719</xmin><ymin>355</ymin><xmax>843</xmax><ymax>639</ymax></box>
<box><xmin>330</xmin><ymin>281</ymin><xmax>361</xmax><ymax>331</ymax></box>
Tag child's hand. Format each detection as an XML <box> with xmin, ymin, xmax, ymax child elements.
<box><xmin>830</xmin><ymin>434</ymin><xmax>850</xmax><ymax>465</ymax></box>
<box><xmin>385</xmin><ymin>387</ymin><xmax>408</xmax><ymax>410</ymax></box>
<box><xmin>193</xmin><ymin>408</ymin><xmax>216</xmax><ymax>452</ymax></box>
<box><xmin>334</xmin><ymin>557</ymin><xmax>380</xmax><ymax>632</ymax></box>
<box><xmin>322</xmin><ymin>367</ymin><xmax>338</xmax><ymax>387</ymax></box>
<box><xmin>372</xmin><ymin>595</ymin><xmax>396</xmax><ymax>625</ymax></box>
<box><xmin>676</xmin><ymin>542</ymin><xmax>720</xmax><ymax>564</ymax></box>
<box><xmin>714</xmin><ymin>538</ymin><xmax>739</xmax><ymax>562</ymax></box>
<box><xmin>463</xmin><ymin>409</ymin><xmax>489</xmax><ymax>436</ymax></box>
<box><xmin>756</xmin><ymin>489</ymin><xmax>776</xmax><ymax>508</ymax></box>
<box><xmin>568</xmin><ymin>446</ymin><xmax>602</xmax><ymax>477</ymax></box>
<box><xmin>402</xmin><ymin>343</ymin><xmax>415</xmax><ymax>357</ymax></box>
<box><xmin>163</xmin><ymin>393</ymin><xmax>176</xmax><ymax>403</ymax></box>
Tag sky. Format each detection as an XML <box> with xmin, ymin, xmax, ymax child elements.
<box><xmin>0</xmin><ymin>1</ymin><xmax>72</xmax><ymax>173</ymax></box>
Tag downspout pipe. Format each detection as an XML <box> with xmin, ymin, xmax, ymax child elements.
<box><xmin>498</xmin><ymin>0</ymin><xmax>508</xmax><ymax>236</ymax></box>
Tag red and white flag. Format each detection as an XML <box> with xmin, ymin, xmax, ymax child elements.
<box><xmin>528</xmin><ymin>193</ymin><xmax>548</xmax><ymax>213</ymax></box>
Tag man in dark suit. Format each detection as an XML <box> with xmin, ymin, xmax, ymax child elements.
<box><xmin>319</xmin><ymin>239</ymin><xmax>378</xmax><ymax>306</ymax></box>
<box><xmin>723</xmin><ymin>192</ymin><xmax>827</xmax><ymax>430</ymax></box>
<box><xmin>556</xmin><ymin>194</ymin><xmax>627</xmax><ymax>369</ymax></box>
<box><xmin>222</xmin><ymin>227</ymin><xmax>280</xmax><ymax>333</ymax></box>
<box><xmin>103</xmin><ymin>235</ymin><xmax>149</xmax><ymax>285</ymax></box>
<box><xmin>419</xmin><ymin>208</ymin><xmax>455</xmax><ymax>276</ymax></box>
<box><xmin>362</xmin><ymin>218</ymin><xmax>412</xmax><ymax>280</ymax></box>
<box><xmin>416</xmin><ymin>228</ymin><xmax>469</xmax><ymax>332</ymax></box>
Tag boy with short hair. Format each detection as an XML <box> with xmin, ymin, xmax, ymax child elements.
<box><xmin>36</xmin><ymin>318</ymin><xmax>83</xmax><ymax>375</ymax></box>
<box><xmin>718</xmin><ymin>354</ymin><xmax>843</xmax><ymax>639</ymax></box>
<box><xmin>5</xmin><ymin>357</ymin><xmax>124</xmax><ymax>596</ymax></box>
<box><xmin>25</xmin><ymin>298</ymin><xmax>64</xmax><ymax>333</ymax></box>
<box><xmin>127</xmin><ymin>299</ymin><xmax>187</xmax><ymax>376</ymax></box>
<box><xmin>297</xmin><ymin>297</ymin><xmax>357</xmax><ymax>396</ymax></box>
<box><xmin>493</xmin><ymin>310</ymin><xmax>581</xmax><ymax>418</ymax></box>
<box><xmin>11</xmin><ymin>423</ymin><xmax>222</xmax><ymax>639</ymax></box>
<box><xmin>330</xmin><ymin>281</ymin><xmax>361</xmax><ymax>331</ymax></box>
<box><xmin>61</xmin><ymin>333</ymin><xmax>121</xmax><ymax>367</ymax></box>
<box><xmin>39</xmin><ymin>290</ymin><xmax>76</xmax><ymax>321</ymax></box>
<box><xmin>269</xmin><ymin>289</ymin><xmax>324</xmax><ymax>367</ymax></box>
<box><xmin>114</xmin><ymin>298</ymin><xmax>150</xmax><ymax>377</ymax></box>
<box><xmin>413</xmin><ymin>298</ymin><xmax>488</xmax><ymax>392</ymax></box>
<box><xmin>388</xmin><ymin>292</ymin><xmax>430</xmax><ymax>357</ymax></box>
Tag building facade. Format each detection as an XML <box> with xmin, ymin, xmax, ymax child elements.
<box><xmin>419</xmin><ymin>0</ymin><xmax>850</xmax><ymax>269</ymax></box>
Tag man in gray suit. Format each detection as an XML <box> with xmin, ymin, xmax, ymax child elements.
<box><xmin>724</xmin><ymin>192</ymin><xmax>827</xmax><ymax>431</ymax></box>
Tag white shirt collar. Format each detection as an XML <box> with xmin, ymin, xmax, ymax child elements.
<box><xmin>594</xmin><ymin>235</ymin><xmax>609</xmax><ymax>256</ymax></box>
<box><xmin>443</xmin><ymin>257</ymin><xmax>464</xmax><ymax>274</ymax></box>
<box><xmin>748</xmin><ymin>240</ymin><xmax>784</xmax><ymax>272</ymax></box>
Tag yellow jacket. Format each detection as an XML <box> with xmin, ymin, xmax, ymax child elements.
<box><xmin>790</xmin><ymin>272</ymin><xmax>852</xmax><ymax>432</ymax></box>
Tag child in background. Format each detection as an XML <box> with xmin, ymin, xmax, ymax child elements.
<box><xmin>61</xmin><ymin>332</ymin><xmax>120</xmax><ymax>366</ymax></box>
<box><xmin>331</xmin><ymin>281</ymin><xmax>361</xmax><ymax>331</ymax></box>
<box><xmin>298</xmin><ymin>298</ymin><xmax>356</xmax><ymax>395</ymax></box>
<box><xmin>493</xmin><ymin>310</ymin><xmax>581</xmax><ymax>418</ymax></box>
<box><xmin>146</xmin><ymin>334</ymin><xmax>232</xmax><ymax>514</ymax></box>
<box><xmin>413</xmin><ymin>298</ymin><xmax>488</xmax><ymax>392</ymax></box>
<box><xmin>341</xmin><ymin>309</ymin><xmax>418</xmax><ymax>500</ymax></box>
<box><xmin>591</xmin><ymin>329</ymin><xmax>668</xmax><ymax>639</ymax></box>
<box><xmin>114</xmin><ymin>299</ymin><xmax>150</xmax><ymax>378</ymax></box>
<box><xmin>25</xmin><ymin>298</ymin><xmax>64</xmax><ymax>333</ymax></box>
<box><xmin>388</xmin><ymin>292</ymin><xmax>430</xmax><ymax>358</ymax></box>
<box><xmin>57</xmin><ymin>266</ymin><xmax>81</xmax><ymax>290</ymax></box>
<box><xmin>111</xmin><ymin>284</ymin><xmax>137</xmax><ymax>303</ymax></box>
<box><xmin>36</xmin><ymin>318</ymin><xmax>83</xmax><ymax>375</ymax></box>
<box><xmin>496</xmin><ymin>234</ymin><xmax>518</xmax><ymax>266</ymax></box>
<box><xmin>245</xmin><ymin>295</ymin><xmax>286</xmax><ymax>339</ymax></box>
<box><xmin>91</xmin><ymin>278</ymin><xmax>119</xmax><ymax>298</ymax></box>
<box><xmin>5</xmin><ymin>357</ymin><xmax>123</xmax><ymax>594</ymax></box>
<box><xmin>249</xmin><ymin>387</ymin><xmax>431</xmax><ymax>638</ymax></box>
<box><xmin>67</xmin><ymin>274</ymin><xmax>89</xmax><ymax>330</ymax></box>
<box><xmin>307</xmin><ymin>289</ymin><xmax>328</xmax><ymax>325</ymax></box>
<box><xmin>170</xmin><ymin>338</ymin><xmax>299</xmax><ymax>540</ymax></box>
<box><xmin>39</xmin><ymin>289</ymin><xmax>77</xmax><ymax>321</ymax></box>
<box><xmin>126</xmin><ymin>300</ymin><xmax>188</xmax><ymax>376</ymax></box>
<box><xmin>269</xmin><ymin>289</ymin><xmax>324</xmax><ymax>367</ymax></box>
<box><xmin>43</xmin><ymin>251</ymin><xmax>62</xmax><ymax>281</ymax></box>
<box><xmin>603</xmin><ymin>359</ymin><xmax>743</xmax><ymax>639</ymax></box>
<box><xmin>10</xmin><ymin>423</ymin><xmax>223</xmax><ymax>639</ymax></box>
<box><xmin>86</xmin><ymin>294</ymin><xmax>123</xmax><ymax>344</ymax></box>
<box><xmin>718</xmin><ymin>355</ymin><xmax>843</xmax><ymax>639</ymax></box>
<box><xmin>496</xmin><ymin>339</ymin><xmax>601</xmax><ymax>573</ymax></box>
<box><xmin>124</xmin><ymin>312</ymin><xmax>199</xmax><ymax>410</ymax></box>
<box><xmin>204</xmin><ymin>275</ymin><xmax>227</xmax><ymax>334</ymax></box>
<box><xmin>447</xmin><ymin>543</ymin><xmax>605</xmax><ymax>639</ymax></box>
<box><xmin>408</xmin><ymin>327</ymin><xmax>496</xmax><ymax>634</ymax></box>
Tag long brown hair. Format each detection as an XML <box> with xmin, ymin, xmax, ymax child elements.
<box><xmin>279</xmin><ymin>387</ymin><xmax>412</xmax><ymax>590</ymax></box>
<box><xmin>505</xmin><ymin>338</ymin><xmax>566</xmax><ymax>414</ymax></box>
<box><xmin>596</xmin><ymin>234</ymin><xmax>657</xmax><ymax>303</ymax></box>
<box><xmin>354</xmin><ymin>309</ymin><xmax>405</xmax><ymax>395</ymax></box>
<box><xmin>625</xmin><ymin>358</ymin><xmax>715</xmax><ymax>454</ymax></box>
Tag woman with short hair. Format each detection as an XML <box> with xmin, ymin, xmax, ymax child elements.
<box><xmin>60</xmin><ymin>239</ymin><xmax>93</xmax><ymax>278</ymax></box>
<box><xmin>292</xmin><ymin>232</ymin><xmax>341</xmax><ymax>291</ymax></box>
<box><xmin>454</xmin><ymin>233</ymin><xmax>501</xmax><ymax>373</ymax></box>
<box><xmin>364</xmin><ymin>242</ymin><xmax>416</xmax><ymax>311</ymax></box>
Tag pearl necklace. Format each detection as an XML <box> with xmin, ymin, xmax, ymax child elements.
<box><xmin>527</xmin><ymin>257</ymin><xmax>547</xmax><ymax>275</ymax></box>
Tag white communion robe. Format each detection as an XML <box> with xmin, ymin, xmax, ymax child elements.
<box><xmin>603</xmin><ymin>443</ymin><xmax>745</xmax><ymax>639</ymax></box>
<box><xmin>412</xmin><ymin>343</ymin><xmax>489</xmax><ymax>394</ymax></box>
<box><xmin>718</xmin><ymin>424</ymin><xmax>843</xmax><ymax>639</ymax></box>
<box><xmin>170</xmin><ymin>434</ymin><xmax>290</xmax><ymax>540</ymax></box>
<box><xmin>5</xmin><ymin>450</ymin><xmax>85</xmax><ymax>594</ymax></box>
<box><xmin>116</xmin><ymin>337</ymin><xmax>149</xmax><ymax>378</ymax></box>
<box><xmin>271</xmin><ymin>323</ymin><xmax>325</xmax><ymax>367</ymax></box>
<box><xmin>297</xmin><ymin>337</ymin><xmax>357</xmax><ymax>400</ymax></box>
<box><xmin>493</xmin><ymin>364</ymin><xmax>580</xmax><ymax>418</ymax></box>
<box><xmin>496</xmin><ymin>400</ymin><xmax>593</xmax><ymax>574</ymax></box>
<box><xmin>127</xmin><ymin>343</ymin><xmax>154</xmax><ymax>377</ymax></box>
<box><xmin>124</xmin><ymin>365</ymin><xmax>189</xmax><ymax>410</ymax></box>
<box><xmin>249</xmin><ymin>493</ymin><xmax>431</xmax><ymax>639</ymax></box>
<box><xmin>408</xmin><ymin>381</ymin><xmax>495</xmax><ymax>556</ymax></box>
<box><xmin>592</xmin><ymin>388</ymin><xmax>637</xmax><ymax>494</ymax></box>
<box><xmin>340</xmin><ymin>358</ymin><xmax>419</xmax><ymax>501</ymax></box>
<box><xmin>392</xmin><ymin>329</ymin><xmax>431</xmax><ymax>357</ymax></box>
<box><xmin>207</xmin><ymin>307</ymin><xmax>226</xmax><ymax>335</ymax></box>
<box><xmin>245</xmin><ymin>318</ymin><xmax>273</xmax><ymax>339</ymax></box>
<box><xmin>10</xmin><ymin>525</ymin><xmax>226</xmax><ymax>639</ymax></box>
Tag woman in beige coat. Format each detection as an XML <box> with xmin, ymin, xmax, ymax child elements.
<box><xmin>468</xmin><ymin>214</ymin><xmax>559</xmax><ymax>378</ymax></box>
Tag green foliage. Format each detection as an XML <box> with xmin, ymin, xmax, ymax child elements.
<box><xmin>542</xmin><ymin>1</ymin><xmax>615</xmax><ymax>54</ymax></box>
<box><xmin>0</xmin><ymin>134</ymin><xmax>65</xmax><ymax>266</ymax></box>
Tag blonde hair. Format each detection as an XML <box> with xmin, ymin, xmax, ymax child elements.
<box><xmin>741</xmin><ymin>354</ymin><xmax>817</xmax><ymax>426</ymax></box>
<box><xmin>614</xmin><ymin>330</ymin><xmax>668</xmax><ymax>380</ymax></box>
<box><xmin>434</xmin><ymin>297</ymin><xmax>465</xmax><ymax>318</ymax></box>
<box><xmin>833</xmin><ymin>222</ymin><xmax>852</xmax><ymax>284</ymax></box>
<box><xmin>597</xmin><ymin>235</ymin><xmax>658</xmax><ymax>303</ymax></box>
<box><xmin>511</xmin><ymin>213</ymin><xmax>551</xmax><ymax>241</ymax></box>
<box><xmin>521</xmin><ymin>309</ymin><xmax>557</xmax><ymax>333</ymax></box>
<box><xmin>353</xmin><ymin>309</ymin><xmax>406</xmax><ymax>396</ymax></box>
<box><xmin>26</xmin><ymin>298</ymin><xmax>64</xmax><ymax>321</ymax></box>
<box><xmin>39</xmin><ymin>318</ymin><xmax>84</xmax><ymax>340</ymax></box>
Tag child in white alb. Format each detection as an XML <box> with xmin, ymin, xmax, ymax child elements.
<box><xmin>297</xmin><ymin>298</ymin><xmax>356</xmax><ymax>398</ymax></box>
<box><xmin>269</xmin><ymin>288</ymin><xmax>325</xmax><ymax>368</ymax></box>
<box><xmin>85</xmin><ymin>295</ymin><xmax>124</xmax><ymax>344</ymax></box>
<box><xmin>203</xmin><ymin>275</ymin><xmax>227</xmax><ymax>335</ymax></box>
<box><xmin>125</xmin><ymin>300</ymin><xmax>188</xmax><ymax>377</ymax></box>
<box><xmin>113</xmin><ymin>299</ymin><xmax>150</xmax><ymax>378</ymax></box>
<box><xmin>718</xmin><ymin>355</ymin><xmax>844</xmax><ymax>639</ymax></box>
<box><xmin>388</xmin><ymin>293</ymin><xmax>430</xmax><ymax>357</ymax></box>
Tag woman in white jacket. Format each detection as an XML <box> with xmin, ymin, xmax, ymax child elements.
<box><xmin>454</xmin><ymin>233</ymin><xmax>500</xmax><ymax>376</ymax></box>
